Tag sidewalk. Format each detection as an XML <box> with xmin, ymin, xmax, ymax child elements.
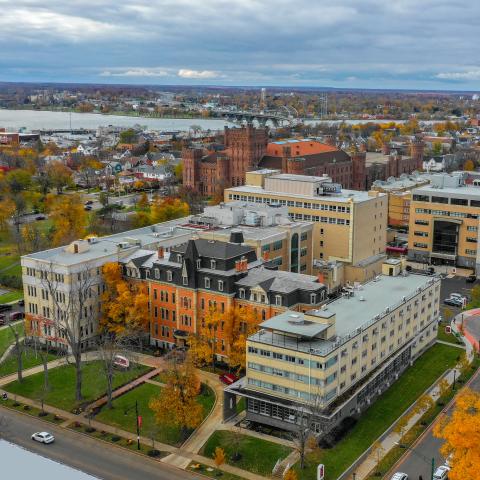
<box><xmin>349</xmin><ymin>367</ymin><xmax>460</xmax><ymax>480</ymax></box>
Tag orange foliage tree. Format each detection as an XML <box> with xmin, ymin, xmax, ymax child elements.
<box><xmin>100</xmin><ymin>262</ymin><xmax>149</xmax><ymax>335</ymax></box>
<box><xmin>149</xmin><ymin>357</ymin><xmax>203</xmax><ymax>438</ymax></box>
<box><xmin>433</xmin><ymin>388</ymin><xmax>480</xmax><ymax>480</ymax></box>
<box><xmin>188</xmin><ymin>305</ymin><xmax>260</xmax><ymax>372</ymax></box>
<box><xmin>46</xmin><ymin>193</ymin><xmax>87</xmax><ymax>246</ymax></box>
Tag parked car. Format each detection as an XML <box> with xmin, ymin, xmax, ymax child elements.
<box><xmin>391</xmin><ymin>474</ymin><xmax>408</xmax><ymax>480</ymax></box>
<box><xmin>17</xmin><ymin>299</ymin><xmax>24</xmax><ymax>307</ymax></box>
<box><xmin>31</xmin><ymin>432</ymin><xmax>55</xmax><ymax>444</ymax></box>
<box><xmin>444</xmin><ymin>297</ymin><xmax>463</xmax><ymax>307</ymax></box>
<box><xmin>0</xmin><ymin>314</ymin><xmax>6</xmax><ymax>325</ymax></box>
<box><xmin>84</xmin><ymin>205</ymin><xmax>92</xmax><ymax>211</ymax></box>
<box><xmin>84</xmin><ymin>200</ymin><xmax>93</xmax><ymax>205</ymax></box>
<box><xmin>0</xmin><ymin>304</ymin><xmax>13</xmax><ymax>313</ymax></box>
<box><xmin>433</xmin><ymin>465</ymin><xmax>450</xmax><ymax>480</ymax></box>
<box><xmin>466</xmin><ymin>274</ymin><xmax>477</xmax><ymax>283</ymax></box>
<box><xmin>450</xmin><ymin>293</ymin><xmax>465</xmax><ymax>301</ymax></box>
<box><xmin>219</xmin><ymin>373</ymin><xmax>239</xmax><ymax>385</ymax></box>
<box><xmin>35</xmin><ymin>215</ymin><xmax>46</xmax><ymax>221</ymax></box>
<box><xmin>10</xmin><ymin>311</ymin><xmax>24</xmax><ymax>321</ymax></box>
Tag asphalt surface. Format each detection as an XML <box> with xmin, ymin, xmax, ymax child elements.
<box><xmin>0</xmin><ymin>406</ymin><xmax>199</xmax><ymax>480</ymax></box>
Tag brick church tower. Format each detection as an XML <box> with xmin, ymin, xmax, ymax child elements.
<box><xmin>410</xmin><ymin>135</ymin><xmax>425</xmax><ymax>169</ymax></box>
<box><xmin>224</xmin><ymin>124</ymin><xmax>268</xmax><ymax>186</ymax></box>
<box><xmin>351</xmin><ymin>148</ymin><xmax>367</xmax><ymax>191</ymax></box>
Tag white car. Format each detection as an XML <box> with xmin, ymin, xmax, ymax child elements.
<box><xmin>391</xmin><ymin>473</ymin><xmax>408</xmax><ymax>480</ymax></box>
<box><xmin>31</xmin><ymin>432</ymin><xmax>55</xmax><ymax>444</ymax></box>
<box><xmin>433</xmin><ymin>466</ymin><xmax>450</xmax><ymax>480</ymax></box>
<box><xmin>450</xmin><ymin>293</ymin><xmax>466</xmax><ymax>302</ymax></box>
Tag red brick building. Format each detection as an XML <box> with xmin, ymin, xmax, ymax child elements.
<box><xmin>183</xmin><ymin>126</ymin><xmax>425</xmax><ymax>194</ymax></box>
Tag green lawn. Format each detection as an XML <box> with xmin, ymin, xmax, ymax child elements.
<box><xmin>3</xmin><ymin>360</ymin><xmax>151</xmax><ymax>411</ymax></box>
<box><xmin>95</xmin><ymin>382</ymin><xmax>215</xmax><ymax>446</ymax></box>
<box><xmin>295</xmin><ymin>343</ymin><xmax>459</xmax><ymax>480</ymax></box>
<box><xmin>437</xmin><ymin>322</ymin><xmax>462</xmax><ymax>345</ymax></box>
<box><xmin>201</xmin><ymin>430</ymin><xmax>291</xmax><ymax>476</ymax></box>
<box><xmin>0</xmin><ymin>346</ymin><xmax>57</xmax><ymax>378</ymax></box>
<box><xmin>0</xmin><ymin>290</ymin><xmax>23</xmax><ymax>303</ymax></box>
<box><xmin>0</xmin><ymin>322</ymin><xmax>24</xmax><ymax>357</ymax></box>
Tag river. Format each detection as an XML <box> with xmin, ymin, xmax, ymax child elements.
<box><xmin>0</xmin><ymin>108</ymin><xmax>433</xmax><ymax>132</ymax></box>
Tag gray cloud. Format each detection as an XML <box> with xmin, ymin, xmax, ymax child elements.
<box><xmin>0</xmin><ymin>0</ymin><xmax>479</xmax><ymax>89</ymax></box>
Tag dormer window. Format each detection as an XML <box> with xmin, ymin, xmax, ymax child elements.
<box><xmin>182</xmin><ymin>276</ymin><xmax>188</xmax><ymax>286</ymax></box>
<box><xmin>154</xmin><ymin>268</ymin><xmax>160</xmax><ymax>279</ymax></box>
<box><xmin>196</xmin><ymin>259</ymin><xmax>201</xmax><ymax>269</ymax></box>
<box><xmin>167</xmin><ymin>270</ymin><xmax>172</xmax><ymax>282</ymax></box>
<box><xmin>239</xmin><ymin>288</ymin><xmax>245</xmax><ymax>299</ymax></box>
<box><xmin>210</xmin><ymin>259</ymin><xmax>216</xmax><ymax>269</ymax></box>
<box><xmin>218</xmin><ymin>280</ymin><xmax>224</xmax><ymax>291</ymax></box>
<box><xmin>275</xmin><ymin>295</ymin><xmax>282</xmax><ymax>306</ymax></box>
<box><xmin>145</xmin><ymin>269</ymin><xmax>150</xmax><ymax>278</ymax></box>
<box><xmin>205</xmin><ymin>277</ymin><xmax>211</xmax><ymax>289</ymax></box>
<box><xmin>177</xmin><ymin>254</ymin><xmax>182</xmax><ymax>262</ymax></box>
<box><xmin>310</xmin><ymin>293</ymin><xmax>317</xmax><ymax>304</ymax></box>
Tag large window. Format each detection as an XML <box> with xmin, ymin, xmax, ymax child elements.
<box><xmin>432</xmin><ymin>220</ymin><xmax>458</xmax><ymax>255</ymax></box>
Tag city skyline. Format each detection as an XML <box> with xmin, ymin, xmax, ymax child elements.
<box><xmin>1</xmin><ymin>1</ymin><xmax>480</xmax><ymax>90</ymax></box>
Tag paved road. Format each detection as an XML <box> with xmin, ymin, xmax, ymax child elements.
<box><xmin>0</xmin><ymin>406</ymin><xmax>199</xmax><ymax>480</ymax></box>
<box><xmin>389</xmin><ymin>369</ymin><xmax>480</xmax><ymax>479</ymax></box>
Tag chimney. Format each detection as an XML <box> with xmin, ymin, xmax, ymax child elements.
<box><xmin>158</xmin><ymin>246</ymin><xmax>164</xmax><ymax>259</ymax></box>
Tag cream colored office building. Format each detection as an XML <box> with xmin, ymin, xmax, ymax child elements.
<box><xmin>408</xmin><ymin>172</ymin><xmax>480</xmax><ymax>270</ymax></box>
<box><xmin>225</xmin><ymin>170</ymin><xmax>388</xmax><ymax>288</ymax></box>
<box><xmin>223</xmin><ymin>260</ymin><xmax>440</xmax><ymax>434</ymax></box>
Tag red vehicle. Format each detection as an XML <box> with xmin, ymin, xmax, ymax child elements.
<box><xmin>386</xmin><ymin>243</ymin><xmax>408</xmax><ymax>255</ymax></box>
<box><xmin>219</xmin><ymin>373</ymin><xmax>239</xmax><ymax>385</ymax></box>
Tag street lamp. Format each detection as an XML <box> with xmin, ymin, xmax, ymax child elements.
<box><xmin>124</xmin><ymin>400</ymin><xmax>141</xmax><ymax>450</ymax></box>
<box><xmin>395</xmin><ymin>442</ymin><xmax>435</xmax><ymax>480</ymax></box>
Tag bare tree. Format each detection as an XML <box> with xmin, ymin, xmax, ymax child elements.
<box><xmin>7</xmin><ymin>317</ymin><xmax>25</xmax><ymax>383</ymax></box>
<box><xmin>291</xmin><ymin>393</ymin><xmax>323</xmax><ymax>470</ymax></box>
<box><xmin>96</xmin><ymin>331</ymin><xmax>137</xmax><ymax>409</ymax></box>
<box><xmin>40</xmin><ymin>263</ymin><xmax>97</xmax><ymax>402</ymax></box>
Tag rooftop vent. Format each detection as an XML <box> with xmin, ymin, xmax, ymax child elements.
<box><xmin>229</xmin><ymin>229</ymin><xmax>244</xmax><ymax>244</ymax></box>
<box><xmin>359</xmin><ymin>296</ymin><xmax>365</xmax><ymax>301</ymax></box>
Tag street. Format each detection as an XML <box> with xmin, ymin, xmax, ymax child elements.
<box><xmin>388</xmin><ymin>365</ymin><xmax>480</xmax><ymax>479</ymax></box>
<box><xmin>0</xmin><ymin>406</ymin><xmax>199</xmax><ymax>480</ymax></box>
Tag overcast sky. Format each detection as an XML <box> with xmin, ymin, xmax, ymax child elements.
<box><xmin>1</xmin><ymin>0</ymin><xmax>479</xmax><ymax>90</ymax></box>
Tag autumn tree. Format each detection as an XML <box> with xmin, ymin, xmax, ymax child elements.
<box><xmin>46</xmin><ymin>193</ymin><xmax>88</xmax><ymax>246</ymax></box>
<box><xmin>149</xmin><ymin>197</ymin><xmax>189</xmax><ymax>223</ymax></box>
<box><xmin>433</xmin><ymin>388</ymin><xmax>480</xmax><ymax>480</ymax></box>
<box><xmin>45</xmin><ymin>161</ymin><xmax>73</xmax><ymax>193</ymax></box>
<box><xmin>438</xmin><ymin>378</ymin><xmax>451</xmax><ymax>401</ymax></box>
<box><xmin>213</xmin><ymin>447</ymin><xmax>225</xmax><ymax>467</ymax></box>
<box><xmin>284</xmin><ymin>470</ymin><xmax>298</xmax><ymax>480</ymax></box>
<box><xmin>463</xmin><ymin>159</ymin><xmax>475</xmax><ymax>171</ymax></box>
<box><xmin>458</xmin><ymin>352</ymin><xmax>471</xmax><ymax>378</ymax></box>
<box><xmin>149</xmin><ymin>357</ymin><xmax>203</xmax><ymax>439</ymax></box>
<box><xmin>100</xmin><ymin>262</ymin><xmax>149</xmax><ymax>335</ymax></box>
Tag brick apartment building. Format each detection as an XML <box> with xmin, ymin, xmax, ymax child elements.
<box><xmin>121</xmin><ymin>238</ymin><xmax>327</xmax><ymax>350</ymax></box>
<box><xmin>182</xmin><ymin>125</ymin><xmax>425</xmax><ymax>195</ymax></box>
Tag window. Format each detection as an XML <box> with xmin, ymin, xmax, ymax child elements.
<box><xmin>451</xmin><ymin>198</ymin><xmax>468</xmax><ymax>206</ymax></box>
<box><xmin>275</xmin><ymin>295</ymin><xmax>282</xmax><ymax>306</ymax></box>
<box><xmin>182</xmin><ymin>276</ymin><xmax>188</xmax><ymax>286</ymax></box>
<box><xmin>167</xmin><ymin>270</ymin><xmax>172</xmax><ymax>281</ymax></box>
<box><xmin>239</xmin><ymin>288</ymin><xmax>245</xmax><ymax>299</ymax></box>
<box><xmin>413</xmin><ymin>194</ymin><xmax>429</xmax><ymax>202</ymax></box>
<box><xmin>196</xmin><ymin>259</ymin><xmax>201</xmax><ymax>269</ymax></box>
<box><xmin>415</xmin><ymin>219</ymin><xmax>429</xmax><ymax>226</ymax></box>
<box><xmin>204</xmin><ymin>277</ymin><xmax>211</xmax><ymax>289</ymax></box>
<box><xmin>210</xmin><ymin>260</ymin><xmax>216</xmax><ymax>269</ymax></box>
<box><xmin>154</xmin><ymin>268</ymin><xmax>160</xmax><ymax>279</ymax></box>
<box><xmin>310</xmin><ymin>293</ymin><xmax>317</xmax><ymax>304</ymax></box>
<box><xmin>218</xmin><ymin>280</ymin><xmax>224</xmax><ymax>291</ymax></box>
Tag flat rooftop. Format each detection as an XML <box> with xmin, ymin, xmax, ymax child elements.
<box><xmin>412</xmin><ymin>184</ymin><xmax>480</xmax><ymax>200</ymax></box>
<box><xmin>227</xmin><ymin>184</ymin><xmax>379</xmax><ymax>204</ymax></box>
<box><xmin>22</xmin><ymin>217</ymin><xmax>193</xmax><ymax>267</ymax></box>
<box><xmin>249</xmin><ymin>273</ymin><xmax>438</xmax><ymax>356</ymax></box>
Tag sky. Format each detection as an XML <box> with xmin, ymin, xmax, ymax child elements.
<box><xmin>1</xmin><ymin>0</ymin><xmax>480</xmax><ymax>91</ymax></box>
